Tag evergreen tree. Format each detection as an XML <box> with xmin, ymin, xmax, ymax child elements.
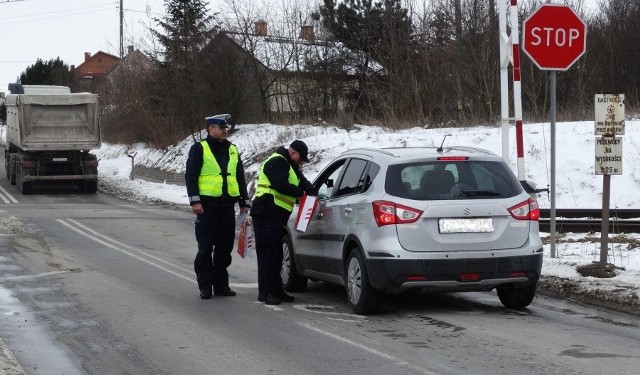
<box><xmin>319</xmin><ymin>0</ymin><xmax>412</xmax><ymax>66</ymax></box>
<box><xmin>319</xmin><ymin>0</ymin><xmax>415</xmax><ymax>120</ymax></box>
<box><xmin>19</xmin><ymin>57</ymin><xmax>73</xmax><ymax>86</ymax></box>
<box><xmin>149</xmin><ymin>0</ymin><xmax>217</xmax><ymax>134</ymax></box>
<box><xmin>152</xmin><ymin>0</ymin><xmax>215</xmax><ymax>66</ymax></box>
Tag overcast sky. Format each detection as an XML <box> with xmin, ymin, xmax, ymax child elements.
<box><xmin>0</xmin><ymin>0</ymin><xmax>170</xmax><ymax>87</ymax></box>
<box><xmin>0</xmin><ymin>0</ymin><xmax>600</xmax><ymax>91</ymax></box>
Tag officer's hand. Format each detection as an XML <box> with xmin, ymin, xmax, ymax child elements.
<box><xmin>192</xmin><ymin>203</ymin><xmax>204</xmax><ymax>215</ymax></box>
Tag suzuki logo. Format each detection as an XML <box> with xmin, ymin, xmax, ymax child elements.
<box><xmin>463</xmin><ymin>207</ymin><xmax>471</xmax><ymax>216</ymax></box>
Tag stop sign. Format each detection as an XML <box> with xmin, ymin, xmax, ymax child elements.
<box><xmin>522</xmin><ymin>4</ymin><xmax>587</xmax><ymax>71</ymax></box>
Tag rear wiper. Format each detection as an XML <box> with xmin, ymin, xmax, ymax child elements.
<box><xmin>460</xmin><ymin>190</ymin><xmax>501</xmax><ymax>197</ymax></box>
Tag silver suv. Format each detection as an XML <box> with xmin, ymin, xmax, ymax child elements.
<box><xmin>282</xmin><ymin>146</ymin><xmax>543</xmax><ymax>315</ymax></box>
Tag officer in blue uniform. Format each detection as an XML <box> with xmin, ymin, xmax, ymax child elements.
<box><xmin>250</xmin><ymin>140</ymin><xmax>316</xmax><ymax>305</ymax></box>
<box><xmin>185</xmin><ymin>114</ymin><xmax>251</xmax><ymax>299</ymax></box>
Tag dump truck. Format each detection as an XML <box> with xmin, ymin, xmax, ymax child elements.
<box><xmin>2</xmin><ymin>84</ymin><xmax>101</xmax><ymax>194</ymax></box>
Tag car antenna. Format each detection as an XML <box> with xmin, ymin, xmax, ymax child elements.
<box><xmin>437</xmin><ymin>134</ymin><xmax>451</xmax><ymax>152</ymax></box>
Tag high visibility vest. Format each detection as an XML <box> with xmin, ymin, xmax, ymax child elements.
<box><xmin>255</xmin><ymin>153</ymin><xmax>299</xmax><ymax>212</ymax></box>
<box><xmin>198</xmin><ymin>141</ymin><xmax>240</xmax><ymax>197</ymax></box>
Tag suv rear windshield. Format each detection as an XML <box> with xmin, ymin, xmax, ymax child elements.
<box><xmin>385</xmin><ymin>160</ymin><xmax>522</xmax><ymax>200</ymax></box>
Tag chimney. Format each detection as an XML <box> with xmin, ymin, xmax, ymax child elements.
<box><xmin>127</xmin><ymin>45</ymin><xmax>134</xmax><ymax>55</ymax></box>
<box><xmin>84</xmin><ymin>52</ymin><xmax>91</xmax><ymax>62</ymax></box>
<box><xmin>300</xmin><ymin>26</ymin><xmax>315</xmax><ymax>42</ymax></box>
<box><xmin>255</xmin><ymin>19</ymin><xmax>267</xmax><ymax>36</ymax></box>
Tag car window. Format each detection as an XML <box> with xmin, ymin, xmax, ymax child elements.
<box><xmin>385</xmin><ymin>161</ymin><xmax>521</xmax><ymax>200</ymax></box>
<box><xmin>364</xmin><ymin>162</ymin><xmax>380</xmax><ymax>192</ymax></box>
<box><xmin>315</xmin><ymin>159</ymin><xmax>347</xmax><ymax>199</ymax></box>
<box><xmin>334</xmin><ymin>158</ymin><xmax>368</xmax><ymax>197</ymax></box>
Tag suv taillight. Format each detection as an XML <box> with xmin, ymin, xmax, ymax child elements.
<box><xmin>508</xmin><ymin>197</ymin><xmax>540</xmax><ymax>221</ymax></box>
<box><xmin>372</xmin><ymin>200</ymin><xmax>423</xmax><ymax>227</ymax></box>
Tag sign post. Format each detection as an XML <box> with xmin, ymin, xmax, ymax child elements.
<box><xmin>594</xmin><ymin>94</ymin><xmax>625</xmax><ymax>264</ymax></box>
<box><xmin>522</xmin><ymin>4</ymin><xmax>586</xmax><ymax>258</ymax></box>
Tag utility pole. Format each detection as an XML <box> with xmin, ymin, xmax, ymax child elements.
<box><xmin>119</xmin><ymin>0</ymin><xmax>124</xmax><ymax>58</ymax></box>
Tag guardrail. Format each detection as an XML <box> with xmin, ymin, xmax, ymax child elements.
<box><xmin>539</xmin><ymin>209</ymin><xmax>640</xmax><ymax>233</ymax></box>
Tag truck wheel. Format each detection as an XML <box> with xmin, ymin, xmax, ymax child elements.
<box><xmin>21</xmin><ymin>181</ymin><xmax>32</xmax><ymax>195</ymax></box>
<box><xmin>9</xmin><ymin>154</ymin><xmax>17</xmax><ymax>185</ymax></box>
<box><xmin>4</xmin><ymin>153</ymin><xmax>9</xmax><ymax>180</ymax></box>
<box><xmin>81</xmin><ymin>181</ymin><xmax>98</xmax><ymax>194</ymax></box>
<box><xmin>15</xmin><ymin>164</ymin><xmax>31</xmax><ymax>194</ymax></box>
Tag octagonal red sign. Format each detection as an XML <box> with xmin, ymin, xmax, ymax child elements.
<box><xmin>522</xmin><ymin>4</ymin><xmax>587</xmax><ymax>71</ymax></box>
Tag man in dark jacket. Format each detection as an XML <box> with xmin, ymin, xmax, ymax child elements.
<box><xmin>251</xmin><ymin>140</ymin><xmax>316</xmax><ymax>305</ymax></box>
<box><xmin>185</xmin><ymin>114</ymin><xmax>251</xmax><ymax>300</ymax></box>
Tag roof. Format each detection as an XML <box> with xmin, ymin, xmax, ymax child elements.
<box><xmin>74</xmin><ymin>51</ymin><xmax>121</xmax><ymax>79</ymax></box>
<box><xmin>223</xmin><ymin>31</ymin><xmax>384</xmax><ymax>76</ymax></box>
<box><xmin>106</xmin><ymin>49</ymin><xmax>154</xmax><ymax>78</ymax></box>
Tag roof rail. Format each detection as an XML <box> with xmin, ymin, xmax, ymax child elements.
<box><xmin>345</xmin><ymin>147</ymin><xmax>397</xmax><ymax>157</ymax></box>
<box><xmin>446</xmin><ymin>146</ymin><xmax>494</xmax><ymax>155</ymax></box>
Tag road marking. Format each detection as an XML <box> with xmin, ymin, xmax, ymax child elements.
<box><xmin>1</xmin><ymin>270</ymin><xmax>73</xmax><ymax>281</ymax></box>
<box><xmin>57</xmin><ymin>219</ymin><xmax>196</xmax><ymax>284</ymax></box>
<box><xmin>0</xmin><ymin>184</ymin><xmax>18</xmax><ymax>204</ymax></box>
<box><xmin>66</xmin><ymin>218</ymin><xmax>193</xmax><ymax>273</ymax></box>
<box><xmin>300</xmin><ymin>323</ymin><xmax>439</xmax><ymax>375</ymax></box>
<box><xmin>56</xmin><ymin>219</ymin><xmax>257</xmax><ymax>290</ymax></box>
<box><xmin>293</xmin><ymin>304</ymin><xmax>367</xmax><ymax>322</ymax></box>
<box><xmin>232</xmin><ymin>282</ymin><xmax>258</xmax><ymax>288</ymax></box>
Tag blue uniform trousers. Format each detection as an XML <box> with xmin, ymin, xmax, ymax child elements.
<box><xmin>194</xmin><ymin>206</ymin><xmax>236</xmax><ymax>292</ymax></box>
<box><xmin>252</xmin><ymin>216</ymin><xmax>286</xmax><ymax>297</ymax></box>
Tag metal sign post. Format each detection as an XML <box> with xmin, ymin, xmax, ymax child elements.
<box><xmin>594</xmin><ymin>94</ymin><xmax>625</xmax><ymax>264</ymax></box>
<box><xmin>522</xmin><ymin>4</ymin><xmax>587</xmax><ymax>258</ymax></box>
<box><xmin>549</xmin><ymin>72</ymin><xmax>557</xmax><ymax>258</ymax></box>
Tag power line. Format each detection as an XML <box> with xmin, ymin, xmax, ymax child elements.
<box><xmin>0</xmin><ymin>2</ymin><xmax>115</xmax><ymax>20</ymax></box>
<box><xmin>0</xmin><ymin>4</ymin><xmax>120</xmax><ymax>26</ymax></box>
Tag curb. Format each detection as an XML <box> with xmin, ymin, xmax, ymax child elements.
<box><xmin>0</xmin><ymin>338</ymin><xmax>26</xmax><ymax>375</ymax></box>
<box><xmin>538</xmin><ymin>275</ymin><xmax>640</xmax><ymax>317</ymax></box>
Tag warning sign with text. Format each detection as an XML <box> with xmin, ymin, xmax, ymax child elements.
<box><xmin>595</xmin><ymin>137</ymin><xmax>622</xmax><ymax>175</ymax></box>
<box><xmin>595</xmin><ymin>94</ymin><xmax>625</xmax><ymax>135</ymax></box>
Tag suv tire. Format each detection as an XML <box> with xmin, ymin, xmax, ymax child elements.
<box><xmin>281</xmin><ymin>234</ymin><xmax>308</xmax><ymax>292</ymax></box>
<box><xmin>497</xmin><ymin>282</ymin><xmax>537</xmax><ymax>310</ymax></box>
<box><xmin>346</xmin><ymin>248</ymin><xmax>380</xmax><ymax>315</ymax></box>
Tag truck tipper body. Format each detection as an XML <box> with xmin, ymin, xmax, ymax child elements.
<box><xmin>2</xmin><ymin>84</ymin><xmax>101</xmax><ymax>194</ymax></box>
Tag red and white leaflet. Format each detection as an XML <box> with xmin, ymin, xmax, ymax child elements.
<box><xmin>236</xmin><ymin>213</ymin><xmax>254</xmax><ymax>259</ymax></box>
<box><xmin>295</xmin><ymin>195</ymin><xmax>318</xmax><ymax>233</ymax></box>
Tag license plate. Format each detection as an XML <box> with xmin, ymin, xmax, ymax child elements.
<box><xmin>438</xmin><ymin>218</ymin><xmax>494</xmax><ymax>233</ymax></box>
<box><xmin>52</xmin><ymin>158</ymin><xmax>68</xmax><ymax>162</ymax></box>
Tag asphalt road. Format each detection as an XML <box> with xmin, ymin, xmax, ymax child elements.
<box><xmin>0</xmin><ymin>170</ymin><xmax>639</xmax><ymax>374</ymax></box>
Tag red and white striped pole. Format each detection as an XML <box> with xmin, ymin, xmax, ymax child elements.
<box><xmin>499</xmin><ymin>0</ymin><xmax>526</xmax><ymax>180</ymax></box>
<box><xmin>510</xmin><ymin>0</ymin><xmax>525</xmax><ymax>181</ymax></box>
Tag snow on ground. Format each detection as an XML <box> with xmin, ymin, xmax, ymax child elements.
<box><xmin>91</xmin><ymin>120</ymin><xmax>640</xmax><ymax>312</ymax></box>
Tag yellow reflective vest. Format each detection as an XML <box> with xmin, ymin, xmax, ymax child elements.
<box><xmin>255</xmin><ymin>152</ymin><xmax>299</xmax><ymax>212</ymax></box>
<box><xmin>197</xmin><ymin>140</ymin><xmax>240</xmax><ymax>197</ymax></box>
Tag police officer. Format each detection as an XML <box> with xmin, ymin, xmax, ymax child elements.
<box><xmin>250</xmin><ymin>140</ymin><xmax>316</xmax><ymax>305</ymax></box>
<box><xmin>186</xmin><ymin>114</ymin><xmax>251</xmax><ymax>299</ymax></box>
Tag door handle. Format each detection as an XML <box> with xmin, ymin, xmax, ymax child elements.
<box><xmin>344</xmin><ymin>207</ymin><xmax>352</xmax><ymax>213</ymax></box>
